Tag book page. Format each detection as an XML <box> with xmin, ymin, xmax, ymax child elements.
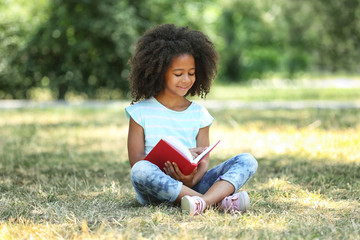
<box><xmin>163</xmin><ymin>137</ymin><xmax>193</xmax><ymax>161</ymax></box>
<box><xmin>193</xmin><ymin>140</ymin><xmax>220</xmax><ymax>164</ymax></box>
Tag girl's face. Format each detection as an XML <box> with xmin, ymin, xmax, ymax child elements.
<box><xmin>163</xmin><ymin>54</ymin><xmax>196</xmax><ymax>98</ymax></box>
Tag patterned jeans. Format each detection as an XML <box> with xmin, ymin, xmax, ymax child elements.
<box><xmin>130</xmin><ymin>153</ymin><xmax>258</xmax><ymax>205</ymax></box>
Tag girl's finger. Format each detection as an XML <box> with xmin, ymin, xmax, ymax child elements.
<box><xmin>172</xmin><ymin>162</ymin><xmax>184</xmax><ymax>179</ymax></box>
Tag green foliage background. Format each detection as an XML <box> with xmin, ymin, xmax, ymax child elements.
<box><xmin>0</xmin><ymin>0</ymin><xmax>359</xmax><ymax>99</ymax></box>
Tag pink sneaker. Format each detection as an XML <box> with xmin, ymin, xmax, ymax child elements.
<box><xmin>181</xmin><ymin>196</ymin><xmax>207</xmax><ymax>216</ymax></box>
<box><xmin>220</xmin><ymin>191</ymin><xmax>250</xmax><ymax>213</ymax></box>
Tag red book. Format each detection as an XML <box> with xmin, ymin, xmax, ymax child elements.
<box><xmin>145</xmin><ymin>138</ymin><xmax>220</xmax><ymax>175</ymax></box>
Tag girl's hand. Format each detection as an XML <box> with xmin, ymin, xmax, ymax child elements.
<box><xmin>189</xmin><ymin>147</ymin><xmax>207</xmax><ymax>159</ymax></box>
<box><xmin>164</xmin><ymin>161</ymin><xmax>197</xmax><ymax>187</ymax></box>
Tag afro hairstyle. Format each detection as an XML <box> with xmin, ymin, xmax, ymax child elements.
<box><xmin>128</xmin><ymin>24</ymin><xmax>218</xmax><ymax>103</ymax></box>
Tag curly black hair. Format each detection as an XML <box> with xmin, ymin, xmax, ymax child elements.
<box><xmin>128</xmin><ymin>24</ymin><xmax>218</xmax><ymax>103</ymax></box>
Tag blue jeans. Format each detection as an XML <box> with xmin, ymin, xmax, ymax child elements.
<box><xmin>130</xmin><ymin>153</ymin><xmax>258</xmax><ymax>205</ymax></box>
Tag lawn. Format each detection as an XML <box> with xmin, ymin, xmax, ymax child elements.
<box><xmin>206</xmin><ymin>78</ymin><xmax>360</xmax><ymax>101</ymax></box>
<box><xmin>0</xmin><ymin>101</ymin><xmax>359</xmax><ymax>239</ymax></box>
<box><xmin>207</xmin><ymin>85</ymin><xmax>360</xmax><ymax>101</ymax></box>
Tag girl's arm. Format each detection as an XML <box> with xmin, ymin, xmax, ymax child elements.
<box><xmin>127</xmin><ymin>117</ymin><xmax>145</xmax><ymax>167</ymax></box>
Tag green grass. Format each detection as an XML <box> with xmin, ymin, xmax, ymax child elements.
<box><xmin>206</xmin><ymin>84</ymin><xmax>360</xmax><ymax>101</ymax></box>
<box><xmin>1</xmin><ymin>105</ymin><xmax>359</xmax><ymax>239</ymax></box>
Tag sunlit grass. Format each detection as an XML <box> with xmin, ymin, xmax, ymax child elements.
<box><xmin>212</xmin><ymin>123</ymin><xmax>360</xmax><ymax>163</ymax></box>
<box><xmin>0</xmin><ymin>106</ymin><xmax>359</xmax><ymax>239</ymax></box>
<box><xmin>206</xmin><ymin>79</ymin><xmax>360</xmax><ymax>101</ymax></box>
<box><xmin>207</xmin><ymin>85</ymin><xmax>360</xmax><ymax>101</ymax></box>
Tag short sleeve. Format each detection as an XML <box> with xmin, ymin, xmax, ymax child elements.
<box><xmin>199</xmin><ymin>106</ymin><xmax>214</xmax><ymax>128</ymax></box>
<box><xmin>125</xmin><ymin>104</ymin><xmax>144</xmax><ymax>127</ymax></box>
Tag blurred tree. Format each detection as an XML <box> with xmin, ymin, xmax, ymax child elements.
<box><xmin>216</xmin><ymin>0</ymin><xmax>360</xmax><ymax>82</ymax></box>
<box><xmin>277</xmin><ymin>0</ymin><xmax>360</xmax><ymax>76</ymax></box>
<box><xmin>311</xmin><ymin>0</ymin><xmax>360</xmax><ymax>72</ymax></box>
<box><xmin>1</xmin><ymin>0</ymin><xmax>359</xmax><ymax>99</ymax></box>
<box><xmin>10</xmin><ymin>0</ymin><xmax>142</xmax><ymax>99</ymax></box>
<box><xmin>0</xmin><ymin>0</ymin><xmax>48</xmax><ymax>99</ymax></box>
<box><xmin>216</xmin><ymin>0</ymin><xmax>283</xmax><ymax>81</ymax></box>
<box><xmin>4</xmin><ymin>0</ymin><xmax>211</xmax><ymax>99</ymax></box>
<box><xmin>276</xmin><ymin>0</ymin><xmax>316</xmax><ymax>77</ymax></box>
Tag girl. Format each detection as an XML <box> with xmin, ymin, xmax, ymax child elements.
<box><xmin>125</xmin><ymin>24</ymin><xmax>258</xmax><ymax>216</ymax></box>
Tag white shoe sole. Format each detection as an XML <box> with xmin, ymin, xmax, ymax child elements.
<box><xmin>181</xmin><ymin>196</ymin><xmax>195</xmax><ymax>216</ymax></box>
<box><xmin>239</xmin><ymin>191</ymin><xmax>250</xmax><ymax>211</ymax></box>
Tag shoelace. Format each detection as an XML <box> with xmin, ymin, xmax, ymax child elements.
<box><xmin>230</xmin><ymin>194</ymin><xmax>240</xmax><ymax>211</ymax></box>
<box><xmin>194</xmin><ymin>197</ymin><xmax>206</xmax><ymax>215</ymax></box>
<box><xmin>224</xmin><ymin>194</ymin><xmax>243</xmax><ymax>212</ymax></box>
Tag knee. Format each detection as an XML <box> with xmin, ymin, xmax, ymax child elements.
<box><xmin>238</xmin><ymin>153</ymin><xmax>258</xmax><ymax>172</ymax></box>
<box><xmin>131</xmin><ymin>160</ymin><xmax>151</xmax><ymax>183</ymax></box>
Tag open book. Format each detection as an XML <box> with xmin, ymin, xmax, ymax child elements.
<box><xmin>145</xmin><ymin>138</ymin><xmax>220</xmax><ymax>175</ymax></box>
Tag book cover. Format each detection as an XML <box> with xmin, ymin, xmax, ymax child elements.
<box><xmin>145</xmin><ymin>138</ymin><xmax>220</xmax><ymax>175</ymax></box>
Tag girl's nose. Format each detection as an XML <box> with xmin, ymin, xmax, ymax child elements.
<box><xmin>182</xmin><ymin>74</ymin><xmax>190</xmax><ymax>82</ymax></box>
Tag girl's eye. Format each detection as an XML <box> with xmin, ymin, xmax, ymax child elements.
<box><xmin>174</xmin><ymin>72</ymin><xmax>195</xmax><ymax>77</ymax></box>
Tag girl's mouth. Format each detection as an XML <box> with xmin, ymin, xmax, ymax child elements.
<box><xmin>178</xmin><ymin>86</ymin><xmax>190</xmax><ymax>91</ymax></box>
